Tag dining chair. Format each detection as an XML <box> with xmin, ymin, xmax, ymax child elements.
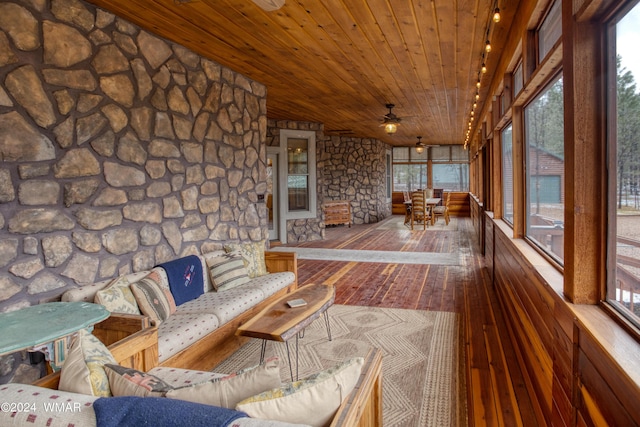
<box><xmin>432</xmin><ymin>192</ymin><xmax>451</xmax><ymax>225</ymax></box>
<box><xmin>403</xmin><ymin>191</ymin><xmax>412</xmax><ymax>225</ymax></box>
<box><xmin>410</xmin><ymin>190</ymin><xmax>428</xmax><ymax>230</ymax></box>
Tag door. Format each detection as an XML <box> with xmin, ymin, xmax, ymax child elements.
<box><xmin>266</xmin><ymin>149</ymin><xmax>279</xmax><ymax>241</ymax></box>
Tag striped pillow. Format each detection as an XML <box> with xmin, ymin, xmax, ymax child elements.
<box><xmin>130</xmin><ymin>270</ymin><xmax>177</xmax><ymax>324</ymax></box>
<box><xmin>207</xmin><ymin>253</ymin><xmax>250</xmax><ymax>291</ymax></box>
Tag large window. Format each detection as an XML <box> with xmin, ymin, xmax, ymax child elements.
<box><xmin>392</xmin><ymin>146</ymin><xmax>469</xmax><ymax>192</ymax></box>
<box><xmin>607</xmin><ymin>1</ymin><xmax>640</xmax><ymax>329</ymax></box>
<box><xmin>525</xmin><ymin>74</ymin><xmax>564</xmax><ymax>263</ymax></box>
<box><xmin>502</xmin><ymin>124</ymin><xmax>514</xmax><ymax>225</ymax></box>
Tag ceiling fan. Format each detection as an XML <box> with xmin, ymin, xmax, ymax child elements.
<box><xmin>380</xmin><ymin>104</ymin><xmax>402</xmax><ymax>135</ymax></box>
<box><xmin>252</xmin><ymin>0</ymin><xmax>285</xmax><ymax>11</ymax></box>
<box><xmin>415</xmin><ymin>136</ymin><xmax>425</xmax><ymax>153</ymax></box>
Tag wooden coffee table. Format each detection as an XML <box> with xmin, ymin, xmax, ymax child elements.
<box><xmin>236</xmin><ymin>283</ymin><xmax>335</xmax><ymax>380</ymax></box>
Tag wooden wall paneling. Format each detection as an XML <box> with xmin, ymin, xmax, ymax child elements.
<box><xmin>493</xmin><ymin>230</ymin><xmax>554</xmax><ymax>423</ymax></box>
<box><xmin>576</xmin><ymin>325</ymin><xmax>640</xmax><ymax>426</ymax></box>
<box><xmin>551</xmin><ymin>377</ymin><xmax>572</xmax><ymax>427</ymax></box>
<box><xmin>577</xmin><ymin>349</ymin><xmax>638</xmax><ymax>427</ymax></box>
<box><xmin>484</xmin><ymin>212</ymin><xmax>494</xmax><ymax>282</ymax></box>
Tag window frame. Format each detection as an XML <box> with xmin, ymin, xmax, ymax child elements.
<box><xmin>279</xmin><ymin>129</ymin><xmax>317</xmax><ymax>220</ymax></box>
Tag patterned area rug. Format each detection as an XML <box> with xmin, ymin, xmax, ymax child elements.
<box><xmin>375</xmin><ymin>215</ymin><xmax>458</xmax><ymax>231</ymax></box>
<box><xmin>214</xmin><ymin>304</ymin><xmax>467</xmax><ymax>427</ymax></box>
<box><xmin>268</xmin><ymin>246</ymin><xmax>459</xmax><ymax>266</ymax></box>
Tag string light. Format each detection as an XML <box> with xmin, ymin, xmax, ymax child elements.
<box><xmin>481</xmin><ymin>62</ymin><xmax>487</xmax><ymax>73</ymax></box>
<box><xmin>493</xmin><ymin>8</ymin><xmax>501</xmax><ymax>23</ymax></box>
<box><xmin>485</xmin><ymin>40</ymin><xmax>492</xmax><ymax>52</ymax></box>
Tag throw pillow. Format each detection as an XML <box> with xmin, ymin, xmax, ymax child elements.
<box><xmin>94</xmin><ymin>276</ymin><xmax>141</xmax><ymax>315</ymax></box>
<box><xmin>165</xmin><ymin>358</ymin><xmax>282</xmax><ymax>409</ymax></box>
<box><xmin>224</xmin><ymin>241</ymin><xmax>268</xmax><ymax>278</ymax></box>
<box><xmin>236</xmin><ymin>357</ymin><xmax>364</xmax><ymax>427</ymax></box>
<box><xmin>130</xmin><ymin>270</ymin><xmax>176</xmax><ymax>325</ymax></box>
<box><xmin>205</xmin><ymin>252</ymin><xmax>251</xmax><ymax>291</ymax></box>
<box><xmin>104</xmin><ymin>364</ymin><xmax>172</xmax><ymax>397</ymax></box>
<box><xmin>59</xmin><ymin>329</ymin><xmax>117</xmax><ymax>397</ymax></box>
<box><xmin>93</xmin><ymin>396</ymin><xmax>247</xmax><ymax>427</ymax></box>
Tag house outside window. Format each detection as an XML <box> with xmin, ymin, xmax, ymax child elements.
<box><xmin>524</xmin><ymin>74</ymin><xmax>564</xmax><ymax>263</ymax></box>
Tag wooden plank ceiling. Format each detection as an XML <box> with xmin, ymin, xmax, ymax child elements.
<box><xmin>85</xmin><ymin>0</ymin><xmax>518</xmax><ymax>147</ymax></box>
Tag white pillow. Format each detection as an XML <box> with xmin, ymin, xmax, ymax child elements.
<box><xmin>236</xmin><ymin>358</ymin><xmax>363</xmax><ymax>426</ymax></box>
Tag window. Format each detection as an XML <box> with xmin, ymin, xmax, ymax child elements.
<box><xmin>433</xmin><ymin>164</ymin><xmax>469</xmax><ymax>191</ymax></box>
<box><xmin>607</xmin><ymin>1</ymin><xmax>640</xmax><ymax>329</ymax></box>
<box><xmin>525</xmin><ymin>74</ymin><xmax>564</xmax><ymax>263</ymax></box>
<box><xmin>279</xmin><ymin>129</ymin><xmax>316</xmax><ymax>219</ymax></box>
<box><xmin>538</xmin><ymin>0</ymin><xmax>562</xmax><ymax>63</ymax></box>
<box><xmin>513</xmin><ymin>61</ymin><xmax>524</xmax><ymax>97</ymax></box>
<box><xmin>392</xmin><ymin>146</ymin><xmax>469</xmax><ymax>192</ymax></box>
<box><xmin>386</xmin><ymin>150</ymin><xmax>392</xmax><ymax>203</ymax></box>
<box><xmin>502</xmin><ymin>124</ymin><xmax>514</xmax><ymax>225</ymax></box>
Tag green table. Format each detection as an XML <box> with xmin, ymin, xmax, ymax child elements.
<box><xmin>0</xmin><ymin>301</ymin><xmax>109</xmax><ymax>369</ymax></box>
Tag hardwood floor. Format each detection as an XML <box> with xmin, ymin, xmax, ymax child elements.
<box><xmin>276</xmin><ymin>215</ymin><xmax>538</xmax><ymax>427</ymax></box>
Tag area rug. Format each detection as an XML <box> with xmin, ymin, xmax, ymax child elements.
<box><xmin>375</xmin><ymin>215</ymin><xmax>458</xmax><ymax>231</ymax></box>
<box><xmin>268</xmin><ymin>246</ymin><xmax>460</xmax><ymax>266</ymax></box>
<box><xmin>214</xmin><ymin>304</ymin><xmax>467</xmax><ymax>427</ymax></box>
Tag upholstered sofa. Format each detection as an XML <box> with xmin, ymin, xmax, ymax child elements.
<box><xmin>60</xmin><ymin>244</ymin><xmax>298</xmax><ymax>371</ymax></box>
<box><xmin>1</xmin><ymin>326</ymin><xmax>383</xmax><ymax>427</ymax></box>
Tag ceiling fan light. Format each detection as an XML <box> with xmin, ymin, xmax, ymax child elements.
<box><xmin>415</xmin><ymin>145</ymin><xmax>424</xmax><ymax>154</ymax></box>
<box><xmin>385</xmin><ymin>122</ymin><xmax>398</xmax><ymax>134</ymax></box>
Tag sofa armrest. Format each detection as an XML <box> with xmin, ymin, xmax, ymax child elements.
<box><xmin>93</xmin><ymin>313</ymin><xmax>151</xmax><ymax>346</ymax></box>
<box><xmin>264</xmin><ymin>250</ymin><xmax>298</xmax><ymax>287</ymax></box>
<box><xmin>330</xmin><ymin>348</ymin><xmax>383</xmax><ymax>427</ymax></box>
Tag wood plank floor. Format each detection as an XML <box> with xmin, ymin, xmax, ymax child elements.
<box><xmin>275</xmin><ymin>215</ymin><xmax>538</xmax><ymax>427</ymax></box>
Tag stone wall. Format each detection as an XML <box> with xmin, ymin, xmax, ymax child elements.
<box><xmin>266</xmin><ymin>120</ymin><xmax>391</xmax><ymax>243</ymax></box>
<box><xmin>0</xmin><ymin>0</ymin><xmax>267</xmax><ymax>382</ymax></box>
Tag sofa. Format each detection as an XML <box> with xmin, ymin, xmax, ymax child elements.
<box><xmin>60</xmin><ymin>243</ymin><xmax>298</xmax><ymax>371</ymax></box>
<box><xmin>2</xmin><ymin>326</ymin><xmax>383</xmax><ymax>427</ymax></box>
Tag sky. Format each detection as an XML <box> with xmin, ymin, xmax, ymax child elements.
<box><xmin>617</xmin><ymin>4</ymin><xmax>640</xmax><ymax>90</ymax></box>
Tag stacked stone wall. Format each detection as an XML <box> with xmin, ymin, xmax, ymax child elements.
<box><xmin>266</xmin><ymin>120</ymin><xmax>391</xmax><ymax>243</ymax></box>
<box><xmin>0</xmin><ymin>0</ymin><xmax>268</xmax><ymax>382</ymax></box>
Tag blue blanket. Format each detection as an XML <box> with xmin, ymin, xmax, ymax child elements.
<box><xmin>157</xmin><ymin>255</ymin><xmax>204</xmax><ymax>306</ymax></box>
<box><xmin>93</xmin><ymin>397</ymin><xmax>247</xmax><ymax>427</ymax></box>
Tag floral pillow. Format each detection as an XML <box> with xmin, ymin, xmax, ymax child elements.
<box><xmin>224</xmin><ymin>241</ymin><xmax>268</xmax><ymax>278</ymax></box>
<box><xmin>59</xmin><ymin>329</ymin><xmax>117</xmax><ymax>397</ymax></box>
<box><xmin>94</xmin><ymin>276</ymin><xmax>141</xmax><ymax>315</ymax></box>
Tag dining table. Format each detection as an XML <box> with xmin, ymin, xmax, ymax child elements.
<box><xmin>404</xmin><ymin>197</ymin><xmax>441</xmax><ymax>226</ymax></box>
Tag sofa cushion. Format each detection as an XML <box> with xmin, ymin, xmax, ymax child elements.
<box><xmin>175</xmin><ymin>285</ymin><xmax>265</xmax><ymax>326</ymax></box>
<box><xmin>165</xmin><ymin>358</ymin><xmax>282</xmax><ymax>409</ymax></box>
<box><xmin>59</xmin><ymin>330</ymin><xmax>117</xmax><ymax>397</ymax></box>
<box><xmin>244</xmin><ymin>272</ymin><xmax>296</xmax><ymax>299</ymax></box>
<box><xmin>0</xmin><ymin>383</ymin><xmax>98</xmax><ymax>427</ymax></box>
<box><xmin>206</xmin><ymin>252</ymin><xmax>251</xmax><ymax>292</ymax></box>
<box><xmin>156</xmin><ymin>255</ymin><xmax>204</xmax><ymax>306</ymax></box>
<box><xmin>236</xmin><ymin>357</ymin><xmax>364</xmax><ymax>427</ymax></box>
<box><xmin>93</xmin><ymin>396</ymin><xmax>247</xmax><ymax>427</ymax></box>
<box><xmin>130</xmin><ymin>270</ymin><xmax>176</xmax><ymax>325</ymax></box>
<box><xmin>157</xmin><ymin>312</ymin><xmax>220</xmax><ymax>362</ymax></box>
<box><xmin>104</xmin><ymin>364</ymin><xmax>173</xmax><ymax>397</ymax></box>
<box><xmin>224</xmin><ymin>241</ymin><xmax>268</xmax><ymax>278</ymax></box>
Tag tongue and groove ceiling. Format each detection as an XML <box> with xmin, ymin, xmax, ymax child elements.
<box><xmin>86</xmin><ymin>0</ymin><xmax>517</xmax><ymax>147</ymax></box>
